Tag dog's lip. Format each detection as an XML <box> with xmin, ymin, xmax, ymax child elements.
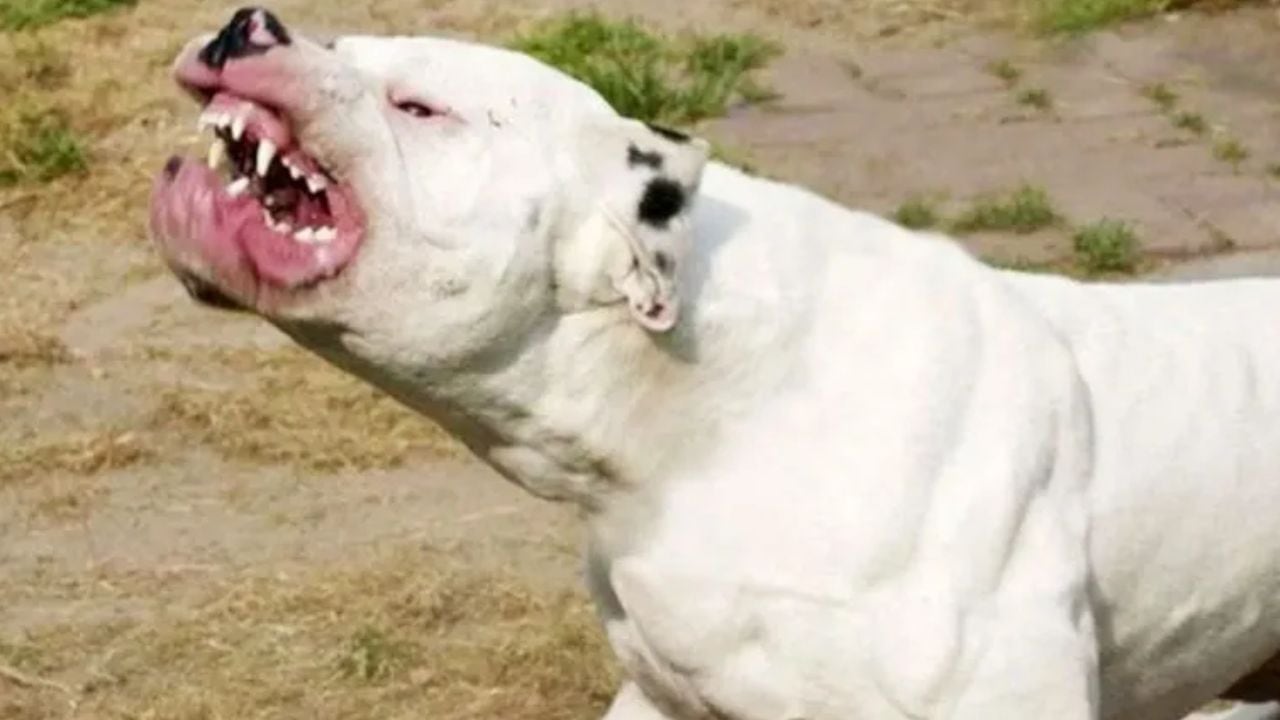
<box><xmin>149</xmin><ymin>72</ymin><xmax>367</xmax><ymax>310</ymax></box>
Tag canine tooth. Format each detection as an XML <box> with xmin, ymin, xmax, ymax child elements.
<box><xmin>207</xmin><ymin>140</ymin><xmax>226</xmax><ymax>170</ymax></box>
<box><xmin>226</xmin><ymin>177</ymin><xmax>250</xmax><ymax>197</ymax></box>
<box><xmin>217</xmin><ymin>113</ymin><xmax>233</xmax><ymax>128</ymax></box>
<box><xmin>293</xmin><ymin>227</ymin><xmax>316</xmax><ymax>243</ymax></box>
<box><xmin>306</xmin><ymin>175</ymin><xmax>327</xmax><ymax>193</ymax></box>
<box><xmin>287</xmin><ymin>162</ymin><xmax>303</xmax><ymax>180</ymax></box>
<box><xmin>198</xmin><ymin>113</ymin><xmax>217</xmax><ymax>131</ymax></box>
<box><xmin>314</xmin><ymin>226</ymin><xmax>336</xmax><ymax>243</ymax></box>
<box><xmin>231</xmin><ymin>114</ymin><xmax>247</xmax><ymax>141</ymax></box>
<box><xmin>263</xmin><ymin>209</ymin><xmax>274</xmax><ymax>225</ymax></box>
<box><xmin>256</xmin><ymin>139</ymin><xmax>277</xmax><ymax>176</ymax></box>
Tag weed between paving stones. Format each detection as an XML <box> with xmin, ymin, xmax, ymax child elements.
<box><xmin>950</xmin><ymin>185</ymin><xmax>1060</xmax><ymax>234</ymax></box>
<box><xmin>1213</xmin><ymin>136</ymin><xmax>1249</xmax><ymax>171</ymax></box>
<box><xmin>894</xmin><ymin>196</ymin><xmax>941</xmax><ymax>229</ymax></box>
<box><xmin>1142</xmin><ymin>82</ymin><xmax>1179</xmax><ymax>112</ymax></box>
<box><xmin>986</xmin><ymin>58</ymin><xmax>1022</xmax><ymax>85</ymax></box>
<box><xmin>1029</xmin><ymin>0</ymin><xmax>1251</xmax><ymax>34</ymax></box>
<box><xmin>1016</xmin><ymin>86</ymin><xmax>1053</xmax><ymax>111</ymax></box>
<box><xmin>1172</xmin><ymin>111</ymin><xmax>1207</xmax><ymax>135</ymax></box>
<box><xmin>1073</xmin><ymin>219</ymin><xmax>1140</xmax><ymax>275</ymax></box>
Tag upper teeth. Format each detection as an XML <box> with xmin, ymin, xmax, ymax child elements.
<box><xmin>207</xmin><ymin>140</ymin><xmax>226</xmax><ymax>170</ymax></box>
<box><xmin>198</xmin><ymin>111</ymin><xmax>230</xmax><ymax>131</ymax></box>
<box><xmin>198</xmin><ymin>109</ymin><xmax>334</xmax><ymax>204</ymax></box>
<box><xmin>256</xmin><ymin>139</ymin><xmax>278</xmax><ymax>176</ymax></box>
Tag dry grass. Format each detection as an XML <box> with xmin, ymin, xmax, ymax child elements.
<box><xmin>0</xmin><ymin>429</ymin><xmax>150</xmax><ymax>484</ymax></box>
<box><xmin>0</xmin><ymin>325</ymin><xmax>70</xmax><ymax>368</ymax></box>
<box><xmin>147</xmin><ymin>346</ymin><xmax>460</xmax><ymax>472</ymax></box>
<box><xmin>1</xmin><ymin>547</ymin><xmax>617</xmax><ymax>720</ymax></box>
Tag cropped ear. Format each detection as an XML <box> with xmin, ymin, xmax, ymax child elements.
<box><xmin>557</xmin><ymin>118</ymin><xmax>709</xmax><ymax>333</ymax></box>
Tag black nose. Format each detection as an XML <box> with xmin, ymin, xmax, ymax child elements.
<box><xmin>198</xmin><ymin>7</ymin><xmax>291</xmax><ymax>70</ymax></box>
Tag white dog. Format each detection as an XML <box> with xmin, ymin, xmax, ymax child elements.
<box><xmin>149</xmin><ymin>8</ymin><xmax>1280</xmax><ymax>719</ymax></box>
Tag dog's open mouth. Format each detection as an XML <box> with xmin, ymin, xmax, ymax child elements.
<box><xmin>149</xmin><ymin>13</ymin><xmax>367</xmax><ymax>308</ymax></box>
<box><xmin>203</xmin><ymin>94</ymin><xmax>338</xmax><ymax>243</ymax></box>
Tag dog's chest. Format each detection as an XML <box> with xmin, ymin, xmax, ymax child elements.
<box><xmin>586</xmin><ymin>541</ymin><xmax>966</xmax><ymax>720</ymax></box>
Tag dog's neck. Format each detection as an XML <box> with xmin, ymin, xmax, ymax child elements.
<box><xmin>421</xmin><ymin>280</ymin><xmax>790</xmax><ymax>512</ymax></box>
<box><xmin>291</xmin><ymin>164</ymin><xmax>845</xmax><ymax>512</ymax></box>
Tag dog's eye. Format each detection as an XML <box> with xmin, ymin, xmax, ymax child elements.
<box><xmin>395</xmin><ymin>100</ymin><xmax>439</xmax><ymax>119</ymax></box>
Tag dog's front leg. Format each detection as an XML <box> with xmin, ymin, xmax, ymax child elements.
<box><xmin>603</xmin><ymin>682</ymin><xmax>678</xmax><ymax>720</ymax></box>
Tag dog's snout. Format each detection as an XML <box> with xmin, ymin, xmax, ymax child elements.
<box><xmin>198</xmin><ymin>7</ymin><xmax>291</xmax><ymax>70</ymax></box>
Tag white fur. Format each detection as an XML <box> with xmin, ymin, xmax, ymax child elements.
<box><xmin>168</xmin><ymin>25</ymin><xmax>1280</xmax><ymax>720</ymax></box>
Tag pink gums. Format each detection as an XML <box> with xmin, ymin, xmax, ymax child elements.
<box><xmin>150</xmin><ymin>143</ymin><xmax>364</xmax><ymax>293</ymax></box>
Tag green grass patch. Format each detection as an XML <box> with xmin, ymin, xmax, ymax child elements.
<box><xmin>1072</xmin><ymin>219</ymin><xmax>1140</xmax><ymax>275</ymax></box>
<box><xmin>1212</xmin><ymin>136</ymin><xmax>1249</xmax><ymax>170</ymax></box>
<box><xmin>951</xmin><ymin>185</ymin><xmax>1060</xmax><ymax>235</ymax></box>
<box><xmin>0</xmin><ymin>0</ymin><xmax>136</xmax><ymax>31</ymax></box>
<box><xmin>1142</xmin><ymin>82</ymin><xmax>1179</xmax><ymax>112</ymax></box>
<box><xmin>1030</xmin><ymin>0</ymin><xmax>1171</xmax><ymax>34</ymax></box>
<box><xmin>0</xmin><ymin>106</ymin><xmax>88</xmax><ymax>186</ymax></box>
<box><xmin>893</xmin><ymin>196</ymin><xmax>940</xmax><ymax>230</ymax></box>
<box><xmin>1016</xmin><ymin>87</ymin><xmax>1053</xmax><ymax>111</ymax></box>
<box><xmin>511</xmin><ymin>12</ymin><xmax>779</xmax><ymax>125</ymax></box>
<box><xmin>1171</xmin><ymin>111</ymin><xmax>1207</xmax><ymax>135</ymax></box>
<box><xmin>986</xmin><ymin>59</ymin><xmax>1022</xmax><ymax>86</ymax></box>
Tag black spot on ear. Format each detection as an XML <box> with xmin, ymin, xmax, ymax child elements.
<box><xmin>627</xmin><ymin>144</ymin><xmax>664</xmax><ymax>170</ymax></box>
<box><xmin>645</xmin><ymin>122</ymin><xmax>690</xmax><ymax>143</ymax></box>
<box><xmin>638</xmin><ymin>178</ymin><xmax>685</xmax><ymax>228</ymax></box>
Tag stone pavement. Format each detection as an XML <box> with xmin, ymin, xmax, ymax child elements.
<box><xmin>699</xmin><ymin>5</ymin><xmax>1280</xmax><ymax>269</ymax></box>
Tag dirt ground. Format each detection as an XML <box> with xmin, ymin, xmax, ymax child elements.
<box><xmin>4</xmin><ymin>0</ymin><xmax>1280</xmax><ymax>718</ymax></box>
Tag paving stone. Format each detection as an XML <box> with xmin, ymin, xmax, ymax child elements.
<box><xmin>706</xmin><ymin>5</ymin><xmax>1280</xmax><ymax>268</ymax></box>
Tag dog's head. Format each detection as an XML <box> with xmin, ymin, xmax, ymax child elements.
<box><xmin>150</xmin><ymin>7</ymin><xmax>710</xmax><ymax>373</ymax></box>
